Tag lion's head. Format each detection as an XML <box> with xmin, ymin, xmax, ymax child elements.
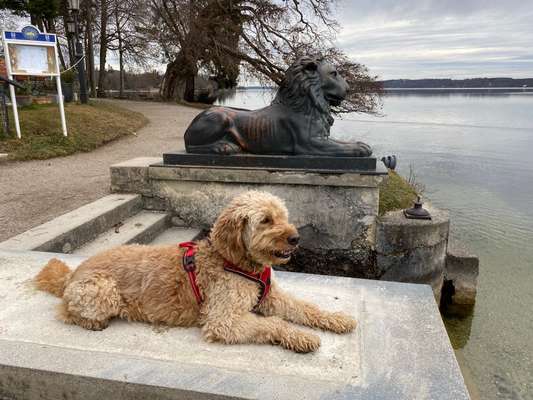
<box><xmin>272</xmin><ymin>56</ymin><xmax>349</xmax><ymax>118</ymax></box>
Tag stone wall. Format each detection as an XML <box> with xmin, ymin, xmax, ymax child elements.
<box><xmin>111</xmin><ymin>158</ymin><xmax>386</xmax><ymax>279</ymax></box>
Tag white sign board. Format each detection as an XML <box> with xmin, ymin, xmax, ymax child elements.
<box><xmin>7</xmin><ymin>44</ymin><xmax>57</xmax><ymax>75</ymax></box>
<box><xmin>2</xmin><ymin>26</ymin><xmax>67</xmax><ymax>138</ymax></box>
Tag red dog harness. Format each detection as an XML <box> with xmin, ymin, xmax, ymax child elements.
<box><xmin>179</xmin><ymin>242</ymin><xmax>272</xmax><ymax>308</ymax></box>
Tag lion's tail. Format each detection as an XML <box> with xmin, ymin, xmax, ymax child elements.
<box><xmin>34</xmin><ymin>258</ymin><xmax>72</xmax><ymax>297</ymax></box>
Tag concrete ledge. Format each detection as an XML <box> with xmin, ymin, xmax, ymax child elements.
<box><xmin>110</xmin><ymin>157</ymin><xmax>161</xmax><ymax>194</ymax></box>
<box><xmin>0</xmin><ymin>194</ymin><xmax>142</xmax><ymax>253</ymax></box>
<box><xmin>0</xmin><ymin>250</ymin><xmax>469</xmax><ymax>400</ymax></box>
<box><xmin>443</xmin><ymin>239</ymin><xmax>479</xmax><ymax>314</ymax></box>
<box><xmin>376</xmin><ymin>205</ymin><xmax>449</xmax><ymax>253</ymax></box>
<box><xmin>150</xmin><ymin>164</ymin><xmax>387</xmax><ymax>188</ymax></box>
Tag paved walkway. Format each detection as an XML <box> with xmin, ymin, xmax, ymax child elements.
<box><xmin>0</xmin><ymin>100</ymin><xmax>200</xmax><ymax>242</ymax></box>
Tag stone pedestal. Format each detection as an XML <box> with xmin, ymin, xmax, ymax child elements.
<box><xmin>376</xmin><ymin>205</ymin><xmax>450</xmax><ymax>303</ymax></box>
<box><xmin>111</xmin><ymin>157</ymin><xmax>387</xmax><ymax>277</ymax></box>
<box><xmin>162</xmin><ymin>151</ymin><xmax>379</xmax><ymax>172</ymax></box>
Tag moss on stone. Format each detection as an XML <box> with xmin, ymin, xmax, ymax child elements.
<box><xmin>379</xmin><ymin>170</ymin><xmax>418</xmax><ymax>215</ymax></box>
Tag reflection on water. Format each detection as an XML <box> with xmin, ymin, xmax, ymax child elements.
<box><xmin>216</xmin><ymin>89</ymin><xmax>533</xmax><ymax>400</ymax></box>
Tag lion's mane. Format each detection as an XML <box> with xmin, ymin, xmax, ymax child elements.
<box><xmin>272</xmin><ymin>56</ymin><xmax>332</xmax><ymax>126</ymax></box>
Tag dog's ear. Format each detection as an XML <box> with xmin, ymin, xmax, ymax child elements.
<box><xmin>210</xmin><ymin>205</ymin><xmax>247</xmax><ymax>264</ymax></box>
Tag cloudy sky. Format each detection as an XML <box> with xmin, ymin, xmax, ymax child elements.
<box><xmin>2</xmin><ymin>2</ymin><xmax>532</xmax><ymax>80</ymax></box>
<box><xmin>334</xmin><ymin>0</ymin><xmax>533</xmax><ymax>79</ymax></box>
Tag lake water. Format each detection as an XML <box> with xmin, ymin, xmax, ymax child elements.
<box><xmin>216</xmin><ymin>88</ymin><xmax>533</xmax><ymax>400</ymax></box>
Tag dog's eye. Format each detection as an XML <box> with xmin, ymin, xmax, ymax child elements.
<box><xmin>261</xmin><ymin>216</ymin><xmax>272</xmax><ymax>224</ymax></box>
<box><xmin>330</xmin><ymin>71</ymin><xmax>338</xmax><ymax>77</ymax></box>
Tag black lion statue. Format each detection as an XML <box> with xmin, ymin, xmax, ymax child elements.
<box><xmin>184</xmin><ymin>56</ymin><xmax>372</xmax><ymax>157</ymax></box>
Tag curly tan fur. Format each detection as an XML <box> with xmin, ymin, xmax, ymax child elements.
<box><xmin>34</xmin><ymin>191</ymin><xmax>356</xmax><ymax>352</ymax></box>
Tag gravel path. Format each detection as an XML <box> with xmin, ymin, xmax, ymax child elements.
<box><xmin>0</xmin><ymin>100</ymin><xmax>201</xmax><ymax>242</ymax></box>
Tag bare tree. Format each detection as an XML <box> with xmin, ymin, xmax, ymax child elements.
<box><xmin>106</xmin><ymin>0</ymin><xmax>151</xmax><ymax>97</ymax></box>
<box><xmin>96</xmin><ymin>0</ymin><xmax>108</xmax><ymax>97</ymax></box>
<box><xmin>144</xmin><ymin>0</ymin><xmax>381</xmax><ymax>112</ymax></box>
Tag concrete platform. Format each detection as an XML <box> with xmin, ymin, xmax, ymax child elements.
<box><xmin>0</xmin><ymin>250</ymin><xmax>470</xmax><ymax>400</ymax></box>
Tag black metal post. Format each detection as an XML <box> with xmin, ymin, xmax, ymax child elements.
<box><xmin>72</xmin><ymin>10</ymin><xmax>88</xmax><ymax>104</ymax></box>
<box><xmin>0</xmin><ymin>83</ymin><xmax>9</xmax><ymax>137</ymax></box>
<box><xmin>0</xmin><ymin>76</ymin><xmax>23</xmax><ymax>137</ymax></box>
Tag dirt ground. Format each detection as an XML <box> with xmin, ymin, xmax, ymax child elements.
<box><xmin>0</xmin><ymin>100</ymin><xmax>200</xmax><ymax>242</ymax></box>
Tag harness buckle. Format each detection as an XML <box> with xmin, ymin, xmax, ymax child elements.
<box><xmin>183</xmin><ymin>253</ymin><xmax>196</xmax><ymax>272</ymax></box>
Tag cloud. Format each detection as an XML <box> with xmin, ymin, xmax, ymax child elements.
<box><xmin>335</xmin><ymin>0</ymin><xmax>533</xmax><ymax>78</ymax></box>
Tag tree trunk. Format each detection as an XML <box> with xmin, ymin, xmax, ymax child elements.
<box><xmin>161</xmin><ymin>52</ymin><xmax>197</xmax><ymax>102</ymax></box>
<box><xmin>184</xmin><ymin>74</ymin><xmax>195</xmax><ymax>102</ymax></box>
<box><xmin>97</xmin><ymin>0</ymin><xmax>108</xmax><ymax>98</ymax></box>
<box><xmin>86</xmin><ymin>9</ymin><xmax>96</xmax><ymax>97</ymax></box>
<box><xmin>161</xmin><ymin>60</ymin><xmax>180</xmax><ymax>100</ymax></box>
<box><xmin>115</xmin><ymin>9</ymin><xmax>125</xmax><ymax>97</ymax></box>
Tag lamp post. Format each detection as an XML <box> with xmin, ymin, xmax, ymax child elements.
<box><xmin>67</xmin><ymin>0</ymin><xmax>88</xmax><ymax>104</ymax></box>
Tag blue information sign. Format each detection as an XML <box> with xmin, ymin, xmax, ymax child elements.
<box><xmin>3</xmin><ymin>28</ymin><xmax>56</xmax><ymax>43</ymax></box>
<box><xmin>2</xmin><ymin>25</ymin><xmax>66</xmax><ymax>138</ymax></box>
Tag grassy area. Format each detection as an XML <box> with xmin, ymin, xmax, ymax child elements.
<box><xmin>378</xmin><ymin>170</ymin><xmax>418</xmax><ymax>215</ymax></box>
<box><xmin>0</xmin><ymin>102</ymin><xmax>148</xmax><ymax>160</ymax></box>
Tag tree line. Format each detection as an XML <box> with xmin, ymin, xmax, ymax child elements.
<box><xmin>382</xmin><ymin>78</ymin><xmax>533</xmax><ymax>89</ymax></box>
<box><xmin>0</xmin><ymin>0</ymin><xmax>381</xmax><ymax>113</ymax></box>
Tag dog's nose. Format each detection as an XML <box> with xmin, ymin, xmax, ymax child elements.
<box><xmin>287</xmin><ymin>234</ymin><xmax>300</xmax><ymax>246</ymax></box>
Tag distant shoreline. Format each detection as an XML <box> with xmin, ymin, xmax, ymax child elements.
<box><xmin>384</xmin><ymin>87</ymin><xmax>533</xmax><ymax>90</ymax></box>
<box><xmin>381</xmin><ymin>77</ymin><xmax>533</xmax><ymax>89</ymax></box>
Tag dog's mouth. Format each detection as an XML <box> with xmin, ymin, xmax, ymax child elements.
<box><xmin>272</xmin><ymin>249</ymin><xmax>294</xmax><ymax>260</ymax></box>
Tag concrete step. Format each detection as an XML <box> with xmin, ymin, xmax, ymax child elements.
<box><xmin>73</xmin><ymin>211</ymin><xmax>169</xmax><ymax>256</ymax></box>
<box><xmin>0</xmin><ymin>194</ymin><xmax>143</xmax><ymax>253</ymax></box>
<box><xmin>148</xmin><ymin>226</ymin><xmax>203</xmax><ymax>245</ymax></box>
<box><xmin>0</xmin><ymin>250</ymin><xmax>470</xmax><ymax>400</ymax></box>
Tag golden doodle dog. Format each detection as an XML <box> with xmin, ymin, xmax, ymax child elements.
<box><xmin>35</xmin><ymin>191</ymin><xmax>356</xmax><ymax>353</ymax></box>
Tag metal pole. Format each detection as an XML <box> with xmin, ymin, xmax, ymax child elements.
<box><xmin>7</xmin><ymin>81</ymin><xmax>20</xmax><ymax>138</ymax></box>
<box><xmin>3</xmin><ymin>37</ymin><xmax>21</xmax><ymax>138</ymax></box>
<box><xmin>53</xmin><ymin>29</ymin><xmax>68</xmax><ymax>136</ymax></box>
<box><xmin>56</xmin><ymin>75</ymin><xmax>68</xmax><ymax>136</ymax></box>
<box><xmin>0</xmin><ymin>84</ymin><xmax>9</xmax><ymax>137</ymax></box>
<box><xmin>73</xmin><ymin>11</ymin><xmax>88</xmax><ymax>103</ymax></box>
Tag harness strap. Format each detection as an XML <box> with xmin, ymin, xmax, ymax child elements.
<box><xmin>178</xmin><ymin>241</ymin><xmax>272</xmax><ymax>309</ymax></box>
<box><xmin>223</xmin><ymin>262</ymin><xmax>272</xmax><ymax>308</ymax></box>
<box><xmin>179</xmin><ymin>242</ymin><xmax>203</xmax><ymax>304</ymax></box>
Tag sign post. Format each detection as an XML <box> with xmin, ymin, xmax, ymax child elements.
<box><xmin>2</xmin><ymin>25</ymin><xmax>67</xmax><ymax>138</ymax></box>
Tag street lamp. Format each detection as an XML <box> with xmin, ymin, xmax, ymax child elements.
<box><xmin>67</xmin><ymin>0</ymin><xmax>88</xmax><ymax>103</ymax></box>
<box><xmin>67</xmin><ymin>0</ymin><xmax>80</xmax><ymax>11</ymax></box>
<box><xmin>66</xmin><ymin>19</ymin><xmax>76</xmax><ymax>35</ymax></box>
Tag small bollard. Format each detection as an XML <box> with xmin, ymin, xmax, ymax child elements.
<box><xmin>404</xmin><ymin>196</ymin><xmax>431</xmax><ymax>220</ymax></box>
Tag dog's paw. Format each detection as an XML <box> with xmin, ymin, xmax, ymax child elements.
<box><xmin>284</xmin><ymin>332</ymin><xmax>321</xmax><ymax>353</ymax></box>
<box><xmin>326</xmin><ymin>312</ymin><xmax>357</xmax><ymax>334</ymax></box>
